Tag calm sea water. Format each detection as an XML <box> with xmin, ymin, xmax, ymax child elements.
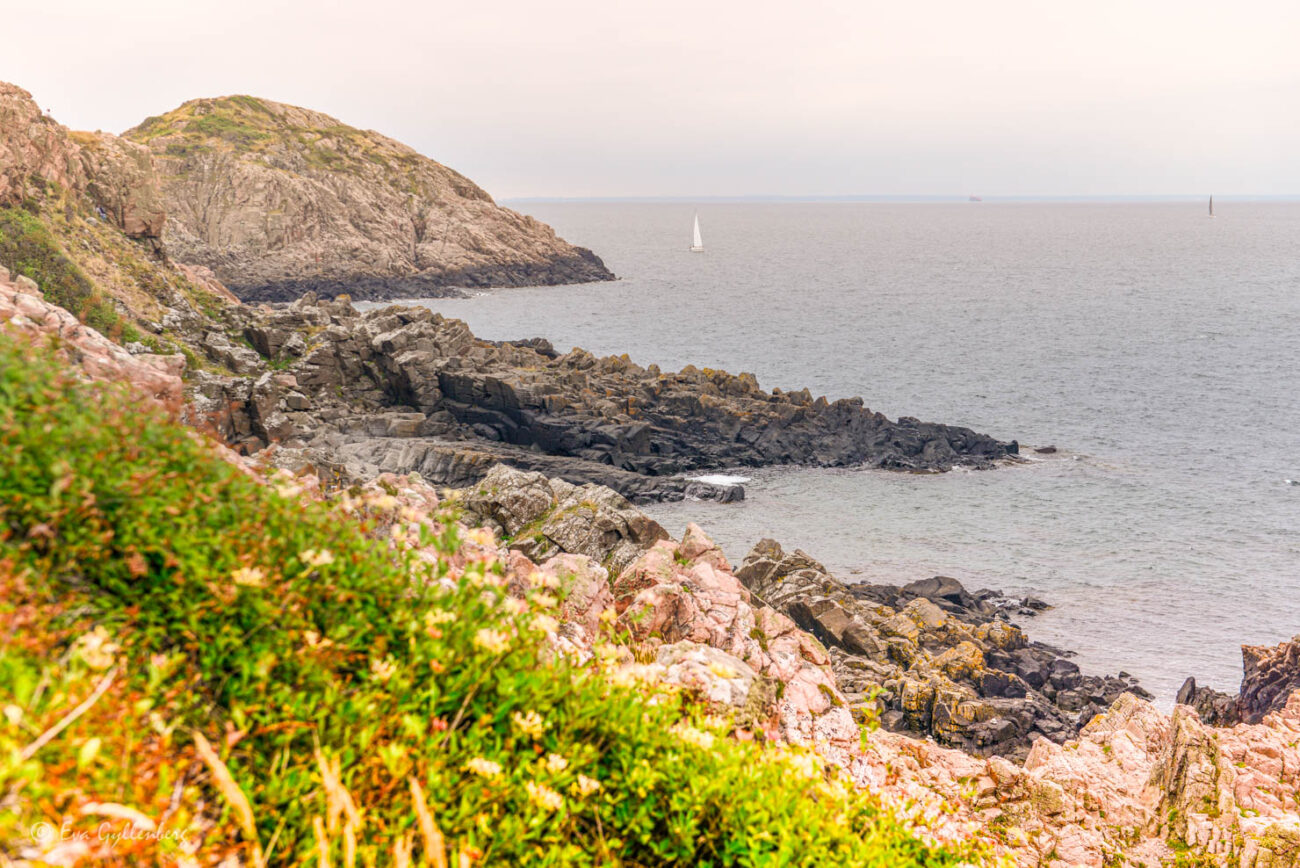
<box><xmin>399</xmin><ymin>201</ymin><xmax>1300</xmax><ymax>704</ymax></box>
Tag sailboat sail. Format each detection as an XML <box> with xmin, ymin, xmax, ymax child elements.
<box><xmin>1209</xmin><ymin>195</ymin><xmax>1214</xmax><ymax>217</ymax></box>
<box><xmin>691</xmin><ymin>214</ymin><xmax>704</xmax><ymax>251</ymax></box>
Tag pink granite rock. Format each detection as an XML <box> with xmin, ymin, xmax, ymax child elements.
<box><xmin>0</xmin><ymin>271</ymin><xmax>184</xmax><ymax>403</ymax></box>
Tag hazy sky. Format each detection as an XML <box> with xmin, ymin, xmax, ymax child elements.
<box><xmin>5</xmin><ymin>1</ymin><xmax>1298</xmax><ymax>198</ymax></box>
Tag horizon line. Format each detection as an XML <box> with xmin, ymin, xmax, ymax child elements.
<box><xmin>504</xmin><ymin>193</ymin><xmax>1300</xmax><ymax>204</ymax></box>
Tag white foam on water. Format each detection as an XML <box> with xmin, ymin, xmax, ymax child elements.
<box><xmin>688</xmin><ymin>474</ymin><xmax>751</xmax><ymax>486</ymax></box>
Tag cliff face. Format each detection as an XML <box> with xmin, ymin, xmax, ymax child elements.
<box><xmin>0</xmin><ymin>81</ymin><xmax>234</xmax><ymax>359</ymax></box>
<box><xmin>122</xmin><ymin>96</ymin><xmax>614</xmax><ymax>301</ymax></box>
<box><xmin>0</xmin><ymin>82</ymin><xmax>164</xmax><ymax>238</ymax></box>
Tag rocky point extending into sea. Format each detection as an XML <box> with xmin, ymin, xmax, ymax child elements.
<box><xmin>186</xmin><ymin>295</ymin><xmax>1019</xmax><ymax>504</ymax></box>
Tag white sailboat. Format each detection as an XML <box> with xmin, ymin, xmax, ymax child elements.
<box><xmin>689</xmin><ymin>213</ymin><xmax>704</xmax><ymax>252</ymax></box>
<box><xmin>1209</xmin><ymin>195</ymin><xmax>1215</xmax><ymax>218</ymax></box>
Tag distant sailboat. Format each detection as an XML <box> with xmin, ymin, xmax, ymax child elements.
<box><xmin>689</xmin><ymin>213</ymin><xmax>704</xmax><ymax>252</ymax></box>
<box><xmin>1209</xmin><ymin>195</ymin><xmax>1214</xmax><ymax>218</ymax></box>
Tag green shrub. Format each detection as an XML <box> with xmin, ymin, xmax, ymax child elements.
<box><xmin>0</xmin><ymin>335</ymin><xmax>979</xmax><ymax>866</ymax></box>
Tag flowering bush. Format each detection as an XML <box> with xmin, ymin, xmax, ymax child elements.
<box><xmin>0</xmin><ymin>334</ymin><xmax>982</xmax><ymax>866</ymax></box>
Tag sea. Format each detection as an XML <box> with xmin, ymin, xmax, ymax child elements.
<box><xmin>394</xmin><ymin>200</ymin><xmax>1300</xmax><ymax>705</ymax></box>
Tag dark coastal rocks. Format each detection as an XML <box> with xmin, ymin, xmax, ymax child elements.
<box><xmin>1239</xmin><ymin>637</ymin><xmax>1300</xmax><ymax>724</ymax></box>
<box><xmin>734</xmin><ymin>539</ymin><xmax>1148</xmax><ymax>761</ymax></box>
<box><xmin>225</xmin><ymin>251</ymin><xmax>614</xmax><ymax>303</ymax></box>
<box><xmin>1178</xmin><ymin>635</ymin><xmax>1300</xmax><ymax>726</ymax></box>
<box><xmin>207</xmin><ymin>295</ymin><xmax>1017</xmax><ymax>501</ymax></box>
<box><xmin>1175</xmin><ymin>677</ymin><xmax>1240</xmax><ymax>727</ymax></box>
<box><xmin>331</xmin><ymin>438</ymin><xmax>745</xmax><ymax>504</ymax></box>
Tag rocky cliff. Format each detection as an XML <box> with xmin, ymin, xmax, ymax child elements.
<box><xmin>122</xmin><ymin>95</ymin><xmax>614</xmax><ymax>301</ymax></box>
<box><xmin>0</xmin><ymin>82</ymin><xmax>164</xmax><ymax>239</ymax></box>
<box><xmin>0</xmin><ymin>82</ymin><xmax>236</xmax><ymax>356</ymax></box>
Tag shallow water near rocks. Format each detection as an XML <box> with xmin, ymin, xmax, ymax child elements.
<box><xmin>383</xmin><ymin>201</ymin><xmax>1300</xmax><ymax>705</ymax></box>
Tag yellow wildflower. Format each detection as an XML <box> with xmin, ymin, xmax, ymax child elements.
<box><xmin>303</xmin><ymin>630</ymin><xmax>334</xmax><ymax>649</ymax></box>
<box><xmin>671</xmin><ymin>724</ymin><xmax>716</xmax><ymax>751</ymax></box>
<box><xmin>512</xmin><ymin>710</ymin><xmax>547</xmax><ymax>739</ymax></box>
<box><xmin>274</xmin><ymin>480</ymin><xmax>303</xmax><ymax>499</ymax></box>
<box><xmin>532</xmin><ymin>614</ymin><xmax>560</xmax><ymax>634</ymax></box>
<box><xmin>465</xmin><ymin>527</ymin><xmax>496</xmax><ymax>547</ymax></box>
<box><xmin>573</xmin><ymin>774</ymin><xmax>601</xmax><ymax>797</ymax></box>
<box><xmin>784</xmin><ymin>750</ymin><xmax>822</xmax><ymax>780</ymax></box>
<box><xmin>525</xmin><ymin>781</ymin><xmax>564</xmax><ymax>812</ymax></box>
<box><xmin>465</xmin><ymin>757</ymin><xmax>502</xmax><ymax>779</ymax></box>
<box><xmin>231</xmin><ymin>567</ymin><xmax>266</xmax><ymax>588</ymax></box>
<box><xmin>369</xmin><ymin>493</ymin><xmax>399</xmax><ymax>511</ymax></box>
<box><xmin>707</xmin><ymin>661</ymin><xmax>739</xmax><ymax>679</ymax></box>
<box><xmin>370</xmin><ymin>657</ymin><xmax>397</xmax><ymax>682</ymax></box>
<box><xmin>72</xmin><ymin>626</ymin><xmax>119</xmax><ymax>670</ymax></box>
<box><xmin>543</xmin><ymin>753</ymin><xmax>568</xmax><ymax>773</ymax></box>
<box><xmin>502</xmin><ymin>597</ymin><xmax>528</xmax><ymax>616</ymax></box>
<box><xmin>473</xmin><ymin>628</ymin><xmax>510</xmax><ymax>654</ymax></box>
<box><xmin>299</xmin><ymin>549</ymin><xmax>335</xmax><ymax>567</ymax></box>
<box><xmin>424</xmin><ymin>610</ymin><xmax>456</xmax><ymax>628</ymax></box>
<box><xmin>527</xmin><ymin>570</ymin><xmax>560</xmax><ymax>589</ymax></box>
<box><xmin>531</xmin><ymin>592</ymin><xmax>558</xmax><ymax>609</ymax></box>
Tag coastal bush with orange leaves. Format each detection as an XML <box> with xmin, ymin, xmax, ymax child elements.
<box><xmin>0</xmin><ymin>333</ymin><xmax>983</xmax><ymax>866</ymax></box>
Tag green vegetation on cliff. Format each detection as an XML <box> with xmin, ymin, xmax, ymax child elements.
<box><xmin>0</xmin><ymin>192</ymin><xmax>233</xmax><ymax>361</ymax></box>
<box><xmin>0</xmin><ymin>334</ymin><xmax>977</xmax><ymax>865</ymax></box>
<box><xmin>126</xmin><ymin>95</ymin><xmax>432</xmax><ymax>178</ymax></box>
<box><xmin>0</xmin><ymin>205</ymin><xmax>133</xmax><ymax>340</ymax></box>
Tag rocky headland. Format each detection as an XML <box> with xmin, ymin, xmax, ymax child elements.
<box><xmin>122</xmin><ymin>95</ymin><xmax>614</xmax><ymax>301</ymax></box>
<box><xmin>183</xmin><ymin>294</ymin><xmax>1018</xmax><ymax>503</ymax></box>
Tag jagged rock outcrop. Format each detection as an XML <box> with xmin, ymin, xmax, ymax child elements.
<box><xmin>0</xmin><ymin>80</ymin><xmax>244</xmax><ymax>372</ymax></box>
<box><xmin>1240</xmin><ymin>636</ymin><xmax>1300</xmax><ymax>724</ymax></box>
<box><xmin>188</xmin><ymin>295</ymin><xmax>1017</xmax><ymax>499</ymax></box>
<box><xmin>1179</xmin><ymin>635</ymin><xmax>1300</xmax><ymax>728</ymax></box>
<box><xmin>0</xmin><ymin>83</ymin><xmax>83</xmax><ymax>207</ymax></box>
<box><xmin>0</xmin><ymin>82</ymin><xmax>164</xmax><ymax>239</ymax></box>
<box><xmin>1176</xmin><ymin>676</ymin><xmax>1240</xmax><ymax>727</ymax></box>
<box><xmin>867</xmin><ymin>690</ymin><xmax>1300</xmax><ymax>867</ymax></box>
<box><xmin>735</xmin><ymin>538</ymin><xmax>1148</xmax><ymax>760</ymax></box>
<box><xmin>122</xmin><ymin>95</ymin><xmax>614</xmax><ymax>301</ymax></box>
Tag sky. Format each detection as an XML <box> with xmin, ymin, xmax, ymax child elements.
<box><xmin>5</xmin><ymin>0</ymin><xmax>1299</xmax><ymax>199</ymax></box>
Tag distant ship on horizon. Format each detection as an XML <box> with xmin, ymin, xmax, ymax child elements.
<box><xmin>968</xmin><ymin>195</ymin><xmax>983</xmax><ymax>202</ymax></box>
